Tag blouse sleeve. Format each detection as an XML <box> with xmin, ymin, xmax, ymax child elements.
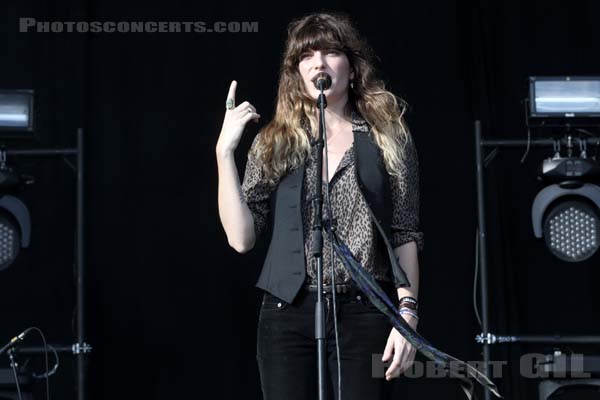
<box><xmin>241</xmin><ymin>134</ymin><xmax>275</xmax><ymax>239</ymax></box>
<box><xmin>389</xmin><ymin>133</ymin><xmax>425</xmax><ymax>251</ymax></box>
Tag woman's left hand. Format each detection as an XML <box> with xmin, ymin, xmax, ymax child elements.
<box><xmin>382</xmin><ymin>315</ymin><xmax>418</xmax><ymax>380</ymax></box>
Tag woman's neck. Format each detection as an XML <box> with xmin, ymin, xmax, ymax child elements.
<box><xmin>319</xmin><ymin>100</ymin><xmax>352</xmax><ymax>129</ymax></box>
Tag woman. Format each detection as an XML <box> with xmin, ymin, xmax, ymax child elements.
<box><xmin>216</xmin><ymin>12</ymin><xmax>422</xmax><ymax>400</ymax></box>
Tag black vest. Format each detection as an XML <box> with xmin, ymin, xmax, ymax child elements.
<box><xmin>256</xmin><ymin>128</ymin><xmax>411</xmax><ymax>303</ymax></box>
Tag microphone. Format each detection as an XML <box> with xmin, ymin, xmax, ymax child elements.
<box><xmin>312</xmin><ymin>73</ymin><xmax>332</xmax><ymax>91</ymax></box>
<box><xmin>0</xmin><ymin>328</ymin><xmax>31</xmax><ymax>356</ymax></box>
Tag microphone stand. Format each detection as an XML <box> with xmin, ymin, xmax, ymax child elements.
<box><xmin>8</xmin><ymin>348</ymin><xmax>23</xmax><ymax>399</ymax></box>
<box><xmin>310</xmin><ymin>77</ymin><xmax>329</xmax><ymax>400</ymax></box>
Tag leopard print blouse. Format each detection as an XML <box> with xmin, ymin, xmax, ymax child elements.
<box><xmin>241</xmin><ymin>111</ymin><xmax>423</xmax><ymax>286</ymax></box>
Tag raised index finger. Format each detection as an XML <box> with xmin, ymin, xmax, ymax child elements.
<box><xmin>226</xmin><ymin>80</ymin><xmax>237</xmax><ymax>105</ymax></box>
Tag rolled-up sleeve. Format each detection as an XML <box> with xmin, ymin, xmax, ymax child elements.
<box><xmin>389</xmin><ymin>133</ymin><xmax>424</xmax><ymax>251</ymax></box>
<box><xmin>241</xmin><ymin>135</ymin><xmax>275</xmax><ymax>239</ymax></box>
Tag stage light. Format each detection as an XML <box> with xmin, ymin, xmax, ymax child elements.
<box><xmin>0</xmin><ymin>159</ymin><xmax>32</xmax><ymax>270</ymax></box>
<box><xmin>0</xmin><ymin>195</ymin><xmax>31</xmax><ymax>271</ymax></box>
<box><xmin>543</xmin><ymin>198</ymin><xmax>599</xmax><ymax>262</ymax></box>
<box><xmin>0</xmin><ymin>88</ymin><xmax>35</xmax><ymax>270</ymax></box>
<box><xmin>532</xmin><ymin>156</ymin><xmax>600</xmax><ymax>262</ymax></box>
<box><xmin>0</xmin><ymin>89</ymin><xmax>34</xmax><ymax>136</ymax></box>
<box><xmin>529</xmin><ymin>77</ymin><xmax>600</xmax><ymax>118</ymax></box>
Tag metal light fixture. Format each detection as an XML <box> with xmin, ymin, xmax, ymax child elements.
<box><xmin>0</xmin><ymin>195</ymin><xmax>30</xmax><ymax>270</ymax></box>
<box><xmin>531</xmin><ymin>142</ymin><xmax>600</xmax><ymax>262</ymax></box>
<box><xmin>529</xmin><ymin>76</ymin><xmax>600</xmax><ymax>119</ymax></box>
<box><xmin>0</xmin><ymin>89</ymin><xmax>34</xmax><ymax>136</ymax></box>
<box><xmin>528</xmin><ymin>76</ymin><xmax>600</xmax><ymax>262</ymax></box>
<box><xmin>0</xmin><ymin>150</ymin><xmax>32</xmax><ymax>270</ymax></box>
<box><xmin>0</xmin><ymin>89</ymin><xmax>35</xmax><ymax>269</ymax></box>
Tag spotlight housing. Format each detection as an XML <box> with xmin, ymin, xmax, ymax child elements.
<box><xmin>532</xmin><ymin>155</ymin><xmax>600</xmax><ymax>262</ymax></box>
<box><xmin>0</xmin><ymin>89</ymin><xmax>34</xmax><ymax>138</ymax></box>
<box><xmin>0</xmin><ymin>195</ymin><xmax>31</xmax><ymax>271</ymax></box>
<box><xmin>0</xmin><ymin>159</ymin><xmax>33</xmax><ymax>271</ymax></box>
<box><xmin>528</xmin><ymin>76</ymin><xmax>600</xmax><ymax>119</ymax></box>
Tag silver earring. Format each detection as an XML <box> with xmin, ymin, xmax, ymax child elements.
<box><xmin>350</xmin><ymin>80</ymin><xmax>355</xmax><ymax>89</ymax></box>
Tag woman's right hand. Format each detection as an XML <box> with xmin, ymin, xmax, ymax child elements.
<box><xmin>216</xmin><ymin>80</ymin><xmax>261</xmax><ymax>156</ymax></box>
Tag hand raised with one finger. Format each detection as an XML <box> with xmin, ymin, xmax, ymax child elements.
<box><xmin>216</xmin><ymin>80</ymin><xmax>261</xmax><ymax>155</ymax></box>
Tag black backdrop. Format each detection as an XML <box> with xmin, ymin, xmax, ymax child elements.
<box><xmin>1</xmin><ymin>1</ymin><xmax>600</xmax><ymax>399</ymax></box>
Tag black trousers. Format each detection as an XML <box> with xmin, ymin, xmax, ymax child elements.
<box><xmin>256</xmin><ymin>287</ymin><xmax>395</xmax><ymax>400</ymax></box>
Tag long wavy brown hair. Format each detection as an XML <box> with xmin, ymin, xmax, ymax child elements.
<box><xmin>252</xmin><ymin>12</ymin><xmax>411</xmax><ymax>184</ymax></box>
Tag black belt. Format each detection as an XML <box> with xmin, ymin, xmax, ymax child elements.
<box><xmin>303</xmin><ymin>283</ymin><xmax>359</xmax><ymax>295</ymax></box>
<box><xmin>303</xmin><ymin>280</ymin><xmax>395</xmax><ymax>295</ymax></box>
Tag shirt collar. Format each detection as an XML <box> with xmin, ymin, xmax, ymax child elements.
<box><xmin>302</xmin><ymin>109</ymin><xmax>371</xmax><ymax>136</ymax></box>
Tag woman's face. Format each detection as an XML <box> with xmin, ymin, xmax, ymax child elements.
<box><xmin>298</xmin><ymin>48</ymin><xmax>354</xmax><ymax>104</ymax></box>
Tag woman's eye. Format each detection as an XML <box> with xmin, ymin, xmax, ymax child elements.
<box><xmin>328</xmin><ymin>49</ymin><xmax>339</xmax><ymax>55</ymax></box>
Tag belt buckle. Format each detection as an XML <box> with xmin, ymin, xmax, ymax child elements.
<box><xmin>311</xmin><ymin>283</ymin><xmax>352</xmax><ymax>294</ymax></box>
<box><xmin>322</xmin><ymin>284</ymin><xmax>338</xmax><ymax>295</ymax></box>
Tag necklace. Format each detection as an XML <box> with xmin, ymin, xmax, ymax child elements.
<box><xmin>326</xmin><ymin>130</ymin><xmax>341</xmax><ymax>143</ymax></box>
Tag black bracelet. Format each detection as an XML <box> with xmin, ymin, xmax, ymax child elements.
<box><xmin>399</xmin><ymin>296</ymin><xmax>418</xmax><ymax>310</ymax></box>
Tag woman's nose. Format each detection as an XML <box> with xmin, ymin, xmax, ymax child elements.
<box><xmin>312</xmin><ymin>51</ymin><xmax>326</xmax><ymax>67</ymax></box>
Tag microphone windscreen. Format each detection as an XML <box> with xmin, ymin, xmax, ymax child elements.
<box><xmin>312</xmin><ymin>73</ymin><xmax>332</xmax><ymax>90</ymax></box>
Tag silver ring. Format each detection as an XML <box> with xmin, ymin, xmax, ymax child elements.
<box><xmin>226</xmin><ymin>98</ymin><xmax>235</xmax><ymax>110</ymax></box>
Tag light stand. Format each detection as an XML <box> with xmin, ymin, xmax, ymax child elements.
<box><xmin>3</xmin><ymin>129</ymin><xmax>91</xmax><ymax>400</ymax></box>
<box><xmin>474</xmin><ymin>121</ymin><xmax>600</xmax><ymax>400</ymax></box>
